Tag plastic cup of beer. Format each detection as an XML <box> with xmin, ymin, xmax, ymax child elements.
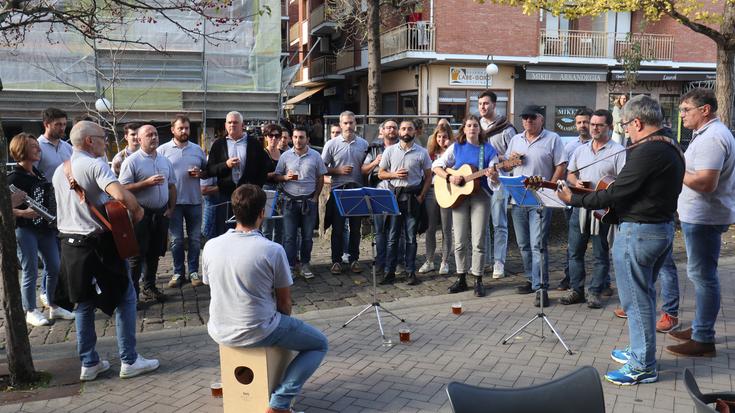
<box><xmin>188</xmin><ymin>165</ymin><xmax>199</xmax><ymax>177</ymax></box>
<box><xmin>210</xmin><ymin>382</ymin><xmax>223</xmax><ymax>398</ymax></box>
<box><xmin>288</xmin><ymin>170</ymin><xmax>299</xmax><ymax>180</ymax></box>
<box><xmin>399</xmin><ymin>328</ymin><xmax>411</xmax><ymax>343</ymax></box>
<box><xmin>452</xmin><ymin>302</ymin><xmax>463</xmax><ymax>315</ymax></box>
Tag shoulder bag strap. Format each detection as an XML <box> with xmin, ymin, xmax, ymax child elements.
<box><xmin>63</xmin><ymin>160</ymin><xmax>113</xmax><ymax>231</ymax></box>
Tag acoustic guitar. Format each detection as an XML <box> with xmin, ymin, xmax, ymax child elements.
<box><xmin>523</xmin><ymin>175</ymin><xmax>619</xmax><ymax>224</ymax></box>
<box><xmin>435</xmin><ymin>155</ymin><xmax>524</xmax><ymax>209</ymax></box>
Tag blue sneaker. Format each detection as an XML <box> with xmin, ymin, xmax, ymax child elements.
<box><xmin>605</xmin><ymin>364</ymin><xmax>658</xmax><ymax>385</ymax></box>
<box><xmin>611</xmin><ymin>347</ymin><xmax>632</xmax><ymax>364</ymax></box>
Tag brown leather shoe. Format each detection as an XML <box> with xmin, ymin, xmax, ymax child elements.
<box><xmin>665</xmin><ymin>339</ymin><xmax>716</xmax><ymax>357</ymax></box>
<box><xmin>668</xmin><ymin>327</ymin><xmax>692</xmax><ymax>342</ymax></box>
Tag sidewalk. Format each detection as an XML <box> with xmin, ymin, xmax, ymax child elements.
<box><xmin>4</xmin><ymin>254</ymin><xmax>735</xmax><ymax>413</ymax></box>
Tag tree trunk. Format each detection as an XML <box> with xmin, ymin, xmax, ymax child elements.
<box><xmin>0</xmin><ymin>118</ymin><xmax>37</xmax><ymax>385</ymax></box>
<box><xmin>366</xmin><ymin>0</ymin><xmax>381</xmax><ymax>123</ymax></box>
<box><xmin>715</xmin><ymin>44</ymin><xmax>734</xmax><ymax>129</ymax></box>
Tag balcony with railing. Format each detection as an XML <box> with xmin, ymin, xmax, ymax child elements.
<box><xmin>381</xmin><ymin>22</ymin><xmax>435</xmax><ymax>58</ymax></box>
<box><xmin>539</xmin><ymin>29</ymin><xmax>674</xmax><ymax>61</ymax></box>
<box><xmin>289</xmin><ymin>23</ymin><xmax>300</xmax><ymax>45</ymax></box>
<box><xmin>336</xmin><ymin>50</ymin><xmax>356</xmax><ymax>71</ymax></box>
<box><xmin>310</xmin><ymin>2</ymin><xmax>337</xmax><ymax>35</ymax></box>
<box><xmin>310</xmin><ymin>55</ymin><xmax>338</xmax><ymax>78</ymax></box>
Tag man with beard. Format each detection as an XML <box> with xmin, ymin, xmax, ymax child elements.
<box><xmin>377</xmin><ymin>120</ymin><xmax>432</xmax><ymax>285</ymax></box>
<box><xmin>119</xmin><ymin>124</ymin><xmax>177</xmax><ymax>303</ymax></box>
<box><xmin>112</xmin><ymin>123</ymin><xmax>141</xmax><ymax>176</ymax></box>
<box><xmin>560</xmin><ymin>109</ymin><xmax>625</xmax><ymax>308</ymax></box>
<box><xmin>36</xmin><ymin>107</ymin><xmax>73</xmax><ymax>180</ymax></box>
<box><xmin>158</xmin><ymin>115</ymin><xmax>208</xmax><ymax>288</ymax></box>
<box><xmin>478</xmin><ymin>90</ymin><xmax>516</xmax><ymax>279</ymax></box>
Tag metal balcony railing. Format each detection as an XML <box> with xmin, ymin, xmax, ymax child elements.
<box><xmin>336</xmin><ymin>50</ymin><xmax>356</xmax><ymax>71</ymax></box>
<box><xmin>310</xmin><ymin>55</ymin><xmax>337</xmax><ymax>77</ymax></box>
<box><xmin>539</xmin><ymin>29</ymin><xmax>674</xmax><ymax>61</ymax></box>
<box><xmin>289</xmin><ymin>23</ymin><xmax>300</xmax><ymax>44</ymax></box>
<box><xmin>380</xmin><ymin>22</ymin><xmax>435</xmax><ymax>58</ymax></box>
<box><xmin>310</xmin><ymin>2</ymin><xmax>336</xmax><ymax>30</ymax></box>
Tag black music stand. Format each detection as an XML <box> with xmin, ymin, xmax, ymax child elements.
<box><xmin>333</xmin><ymin>187</ymin><xmax>406</xmax><ymax>343</ymax></box>
<box><xmin>498</xmin><ymin>175</ymin><xmax>573</xmax><ymax>355</ymax></box>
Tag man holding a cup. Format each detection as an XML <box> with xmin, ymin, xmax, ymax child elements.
<box><xmin>158</xmin><ymin>115</ymin><xmax>208</xmax><ymax>288</ymax></box>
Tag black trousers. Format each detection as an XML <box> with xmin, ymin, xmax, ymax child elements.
<box><xmin>128</xmin><ymin>208</ymin><xmax>168</xmax><ymax>295</ymax></box>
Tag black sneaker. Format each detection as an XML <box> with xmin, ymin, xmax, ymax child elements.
<box><xmin>448</xmin><ymin>274</ymin><xmax>468</xmax><ymax>294</ymax></box>
<box><xmin>560</xmin><ymin>289</ymin><xmax>586</xmax><ymax>305</ymax></box>
<box><xmin>516</xmin><ymin>281</ymin><xmax>533</xmax><ymax>295</ymax></box>
<box><xmin>587</xmin><ymin>293</ymin><xmax>602</xmax><ymax>309</ymax></box>
<box><xmin>534</xmin><ymin>290</ymin><xmax>550</xmax><ymax>307</ymax></box>
<box><xmin>556</xmin><ymin>280</ymin><xmax>570</xmax><ymax>291</ymax></box>
<box><xmin>473</xmin><ymin>278</ymin><xmax>486</xmax><ymax>297</ymax></box>
<box><xmin>600</xmin><ymin>285</ymin><xmax>615</xmax><ymax>297</ymax></box>
<box><xmin>142</xmin><ymin>287</ymin><xmax>167</xmax><ymax>303</ymax></box>
<box><xmin>379</xmin><ymin>272</ymin><xmax>396</xmax><ymax>285</ymax></box>
<box><xmin>406</xmin><ymin>272</ymin><xmax>421</xmax><ymax>286</ymax></box>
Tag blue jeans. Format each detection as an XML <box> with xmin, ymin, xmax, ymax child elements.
<box><xmin>76</xmin><ymin>275</ymin><xmax>138</xmax><ymax>367</ymax></box>
<box><xmin>387</xmin><ymin>200</ymin><xmax>419</xmax><ymax>273</ymax></box>
<box><xmin>613</xmin><ymin>221</ymin><xmax>674</xmax><ymax>371</ymax></box>
<box><xmin>246</xmin><ymin>315</ymin><xmax>328</xmax><ymax>410</ymax></box>
<box><xmin>567</xmin><ymin>208</ymin><xmax>610</xmax><ymax>295</ymax></box>
<box><xmin>283</xmin><ymin>199</ymin><xmax>318</xmax><ymax>266</ymax></box>
<box><xmin>202</xmin><ymin>193</ymin><xmax>226</xmax><ymax>241</ymax></box>
<box><xmin>169</xmin><ymin>204</ymin><xmax>202</xmax><ymax>276</ymax></box>
<box><xmin>510</xmin><ymin>206</ymin><xmax>552</xmax><ymax>290</ymax></box>
<box><xmin>485</xmin><ymin>188</ymin><xmax>509</xmax><ymax>265</ymax></box>
<box><xmin>681</xmin><ymin>222</ymin><xmax>729</xmax><ymax>343</ymax></box>
<box><xmin>658</xmin><ymin>250</ymin><xmax>679</xmax><ymax>317</ymax></box>
<box><xmin>16</xmin><ymin>227</ymin><xmax>60</xmax><ymax>311</ymax></box>
<box><xmin>374</xmin><ymin>216</ymin><xmax>405</xmax><ymax>272</ymax></box>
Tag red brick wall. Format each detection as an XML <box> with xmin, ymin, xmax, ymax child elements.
<box><xmin>633</xmin><ymin>12</ymin><xmax>718</xmax><ymax>63</ymax></box>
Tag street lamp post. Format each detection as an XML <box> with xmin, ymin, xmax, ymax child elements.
<box><xmin>485</xmin><ymin>54</ymin><xmax>499</xmax><ymax>88</ymax></box>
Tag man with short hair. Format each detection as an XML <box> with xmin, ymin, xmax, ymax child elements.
<box><xmin>666</xmin><ymin>88</ymin><xmax>735</xmax><ymax>357</ymax></box>
<box><xmin>558</xmin><ymin>95</ymin><xmax>685</xmax><ymax>385</ymax></box>
<box><xmin>53</xmin><ymin>121</ymin><xmax>159</xmax><ymax>381</ymax></box>
<box><xmin>322</xmin><ymin>111</ymin><xmax>369</xmax><ymax>274</ymax></box>
<box><xmin>560</xmin><ymin>109</ymin><xmax>625</xmax><ymax>309</ymax></box>
<box><xmin>112</xmin><ymin>123</ymin><xmax>141</xmax><ymax>176</ymax></box>
<box><xmin>478</xmin><ymin>90</ymin><xmax>516</xmax><ymax>279</ymax></box>
<box><xmin>158</xmin><ymin>115</ymin><xmax>208</xmax><ymax>288</ymax></box>
<box><xmin>377</xmin><ymin>120</ymin><xmax>432</xmax><ymax>286</ymax></box>
<box><xmin>507</xmin><ymin>105</ymin><xmax>566</xmax><ymax>307</ymax></box>
<box><xmin>119</xmin><ymin>124</ymin><xmax>177</xmax><ymax>303</ymax></box>
<box><xmin>36</xmin><ymin>107</ymin><xmax>73</xmax><ymax>181</ymax></box>
<box><xmin>329</xmin><ymin>124</ymin><xmax>341</xmax><ymax>140</ymax></box>
<box><xmin>273</xmin><ymin>125</ymin><xmax>326</xmax><ymax>279</ymax></box>
<box><xmin>203</xmin><ymin>184</ymin><xmax>328</xmax><ymax>413</ymax></box>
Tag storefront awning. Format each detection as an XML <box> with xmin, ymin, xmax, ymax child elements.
<box><xmin>526</xmin><ymin>66</ymin><xmax>607</xmax><ymax>82</ymax></box>
<box><xmin>610</xmin><ymin>70</ymin><xmax>716</xmax><ymax>81</ymax></box>
<box><xmin>284</xmin><ymin>85</ymin><xmax>326</xmax><ymax>106</ymax></box>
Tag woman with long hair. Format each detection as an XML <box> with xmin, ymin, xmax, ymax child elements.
<box><xmin>8</xmin><ymin>133</ymin><xmax>75</xmax><ymax>326</ymax></box>
<box><xmin>262</xmin><ymin>123</ymin><xmax>284</xmax><ymax>245</ymax></box>
<box><xmin>418</xmin><ymin>119</ymin><xmax>455</xmax><ymax>275</ymax></box>
<box><xmin>611</xmin><ymin>94</ymin><xmax>628</xmax><ymax>145</ymax></box>
<box><xmin>432</xmin><ymin>115</ymin><xmax>500</xmax><ymax>297</ymax></box>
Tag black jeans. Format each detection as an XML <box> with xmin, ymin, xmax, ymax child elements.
<box><xmin>129</xmin><ymin>208</ymin><xmax>168</xmax><ymax>295</ymax></box>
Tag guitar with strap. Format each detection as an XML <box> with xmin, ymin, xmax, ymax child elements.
<box><xmin>523</xmin><ymin>175</ymin><xmax>619</xmax><ymax>224</ymax></box>
<box><xmin>63</xmin><ymin>161</ymin><xmax>140</xmax><ymax>259</ymax></box>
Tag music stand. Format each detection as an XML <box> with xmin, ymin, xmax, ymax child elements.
<box><xmin>497</xmin><ymin>175</ymin><xmax>573</xmax><ymax>355</ymax></box>
<box><xmin>333</xmin><ymin>187</ymin><xmax>406</xmax><ymax>342</ymax></box>
<box><xmin>226</xmin><ymin>189</ymin><xmax>282</xmax><ymax>224</ymax></box>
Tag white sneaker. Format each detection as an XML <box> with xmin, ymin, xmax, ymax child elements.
<box><xmin>39</xmin><ymin>293</ymin><xmax>49</xmax><ymax>308</ymax></box>
<box><xmin>49</xmin><ymin>306</ymin><xmax>75</xmax><ymax>320</ymax></box>
<box><xmin>418</xmin><ymin>261</ymin><xmax>435</xmax><ymax>274</ymax></box>
<box><xmin>119</xmin><ymin>355</ymin><xmax>160</xmax><ymax>379</ymax></box>
<box><xmin>492</xmin><ymin>261</ymin><xmax>505</xmax><ymax>279</ymax></box>
<box><xmin>341</xmin><ymin>253</ymin><xmax>350</xmax><ymax>264</ymax></box>
<box><xmin>439</xmin><ymin>261</ymin><xmax>450</xmax><ymax>275</ymax></box>
<box><xmin>80</xmin><ymin>360</ymin><xmax>110</xmax><ymax>381</ymax></box>
<box><xmin>396</xmin><ymin>264</ymin><xmax>406</xmax><ymax>275</ymax></box>
<box><xmin>190</xmin><ymin>272</ymin><xmax>203</xmax><ymax>287</ymax></box>
<box><xmin>168</xmin><ymin>273</ymin><xmax>184</xmax><ymax>288</ymax></box>
<box><xmin>301</xmin><ymin>264</ymin><xmax>315</xmax><ymax>279</ymax></box>
<box><xmin>26</xmin><ymin>309</ymin><xmax>50</xmax><ymax>326</ymax></box>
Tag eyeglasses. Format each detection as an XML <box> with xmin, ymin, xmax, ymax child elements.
<box><xmin>89</xmin><ymin>134</ymin><xmax>107</xmax><ymax>141</ymax></box>
<box><xmin>678</xmin><ymin>105</ymin><xmax>705</xmax><ymax>114</ymax></box>
<box><xmin>521</xmin><ymin>115</ymin><xmax>538</xmax><ymax>121</ymax></box>
<box><xmin>590</xmin><ymin>123</ymin><xmax>608</xmax><ymax>129</ymax></box>
<box><xmin>618</xmin><ymin>119</ymin><xmax>636</xmax><ymax>130</ymax></box>
<box><xmin>267</xmin><ymin>134</ymin><xmax>280</xmax><ymax>138</ymax></box>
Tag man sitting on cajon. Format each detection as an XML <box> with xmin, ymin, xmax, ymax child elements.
<box><xmin>203</xmin><ymin>184</ymin><xmax>328</xmax><ymax>413</ymax></box>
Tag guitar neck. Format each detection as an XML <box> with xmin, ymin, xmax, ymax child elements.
<box><xmin>533</xmin><ymin>180</ymin><xmax>593</xmax><ymax>194</ymax></box>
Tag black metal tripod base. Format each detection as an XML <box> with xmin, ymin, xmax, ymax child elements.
<box><xmin>342</xmin><ymin>302</ymin><xmax>406</xmax><ymax>340</ymax></box>
<box><xmin>501</xmin><ymin>295</ymin><xmax>574</xmax><ymax>355</ymax></box>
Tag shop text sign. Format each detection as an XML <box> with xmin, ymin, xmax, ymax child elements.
<box><xmin>555</xmin><ymin>106</ymin><xmax>585</xmax><ymax>135</ymax></box>
<box><xmin>450</xmin><ymin>67</ymin><xmax>491</xmax><ymax>86</ymax></box>
<box><xmin>527</xmin><ymin>71</ymin><xmax>606</xmax><ymax>82</ymax></box>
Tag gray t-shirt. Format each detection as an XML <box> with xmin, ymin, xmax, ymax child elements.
<box><xmin>563</xmin><ymin>136</ymin><xmax>590</xmax><ymax>166</ymax></box>
<box><xmin>678</xmin><ymin>119</ymin><xmax>735</xmax><ymax>225</ymax></box>
<box><xmin>481</xmin><ymin>117</ymin><xmax>516</xmax><ymax>156</ymax></box>
<box><xmin>119</xmin><ymin>150</ymin><xmax>176</xmax><ymax>210</ymax></box>
<box><xmin>506</xmin><ymin>129</ymin><xmax>566</xmax><ymax>180</ymax></box>
<box><xmin>203</xmin><ymin>229</ymin><xmax>293</xmax><ymax>346</ymax></box>
<box><xmin>321</xmin><ymin>135</ymin><xmax>369</xmax><ymax>188</ymax></box>
<box><xmin>157</xmin><ymin>140</ymin><xmax>207</xmax><ymax>205</ymax></box>
<box><xmin>36</xmin><ymin>135</ymin><xmax>73</xmax><ymax>181</ymax></box>
<box><xmin>379</xmin><ymin>142</ymin><xmax>432</xmax><ymax>188</ymax></box>
<box><xmin>568</xmin><ymin>140</ymin><xmax>626</xmax><ymax>183</ymax></box>
<box><xmin>52</xmin><ymin>150</ymin><xmax>118</xmax><ymax>236</ymax></box>
<box><xmin>275</xmin><ymin>148</ymin><xmax>327</xmax><ymax>197</ymax></box>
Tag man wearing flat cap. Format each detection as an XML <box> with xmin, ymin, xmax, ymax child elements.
<box><xmin>505</xmin><ymin>105</ymin><xmax>566</xmax><ymax>307</ymax></box>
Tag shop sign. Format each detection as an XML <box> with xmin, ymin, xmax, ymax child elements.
<box><xmin>526</xmin><ymin>68</ymin><xmax>607</xmax><ymax>82</ymax></box>
<box><xmin>555</xmin><ymin>106</ymin><xmax>585</xmax><ymax>135</ymax></box>
<box><xmin>449</xmin><ymin>67</ymin><xmax>491</xmax><ymax>86</ymax></box>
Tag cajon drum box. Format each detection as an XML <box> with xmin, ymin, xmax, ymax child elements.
<box><xmin>219</xmin><ymin>345</ymin><xmax>295</xmax><ymax>413</ymax></box>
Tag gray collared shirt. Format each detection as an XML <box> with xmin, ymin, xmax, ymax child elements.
<box><xmin>35</xmin><ymin>135</ymin><xmax>73</xmax><ymax>181</ymax></box>
<box><xmin>275</xmin><ymin>147</ymin><xmax>327</xmax><ymax>197</ymax></box>
<box><xmin>678</xmin><ymin>118</ymin><xmax>735</xmax><ymax>225</ymax></box>
<box><xmin>112</xmin><ymin>147</ymin><xmax>136</xmax><ymax>177</ymax></box>
<box><xmin>119</xmin><ymin>150</ymin><xmax>176</xmax><ymax>209</ymax></box>
<box><xmin>379</xmin><ymin>141</ymin><xmax>432</xmax><ymax>188</ymax></box>
<box><xmin>226</xmin><ymin>134</ymin><xmax>248</xmax><ymax>183</ymax></box>
<box><xmin>506</xmin><ymin>129</ymin><xmax>566</xmax><ymax>180</ymax></box>
<box><xmin>157</xmin><ymin>140</ymin><xmax>207</xmax><ymax>205</ymax></box>
<box><xmin>481</xmin><ymin>117</ymin><xmax>516</xmax><ymax>156</ymax></box>
<box><xmin>563</xmin><ymin>136</ymin><xmax>591</xmax><ymax>166</ymax></box>
<box><xmin>568</xmin><ymin>140</ymin><xmax>626</xmax><ymax>183</ymax></box>
<box><xmin>321</xmin><ymin>135</ymin><xmax>369</xmax><ymax>188</ymax></box>
<box><xmin>52</xmin><ymin>150</ymin><xmax>118</xmax><ymax>236</ymax></box>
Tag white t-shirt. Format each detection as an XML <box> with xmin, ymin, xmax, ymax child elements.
<box><xmin>203</xmin><ymin>229</ymin><xmax>293</xmax><ymax>346</ymax></box>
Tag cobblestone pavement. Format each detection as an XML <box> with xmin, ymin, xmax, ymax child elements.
<box><xmin>3</xmin><ymin>252</ymin><xmax>735</xmax><ymax>413</ymax></box>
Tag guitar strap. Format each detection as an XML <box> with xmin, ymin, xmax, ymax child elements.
<box><xmin>479</xmin><ymin>144</ymin><xmax>485</xmax><ymax>170</ymax></box>
<box><xmin>63</xmin><ymin>161</ymin><xmax>114</xmax><ymax>232</ymax></box>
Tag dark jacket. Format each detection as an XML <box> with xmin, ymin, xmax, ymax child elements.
<box><xmin>206</xmin><ymin>134</ymin><xmax>269</xmax><ymax>197</ymax></box>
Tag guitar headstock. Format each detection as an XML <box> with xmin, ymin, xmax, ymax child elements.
<box><xmin>503</xmin><ymin>154</ymin><xmax>524</xmax><ymax>169</ymax></box>
<box><xmin>523</xmin><ymin>176</ymin><xmax>545</xmax><ymax>189</ymax></box>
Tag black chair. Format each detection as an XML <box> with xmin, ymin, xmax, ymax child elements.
<box><xmin>684</xmin><ymin>368</ymin><xmax>735</xmax><ymax>412</ymax></box>
<box><xmin>446</xmin><ymin>365</ymin><xmax>605</xmax><ymax>413</ymax></box>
